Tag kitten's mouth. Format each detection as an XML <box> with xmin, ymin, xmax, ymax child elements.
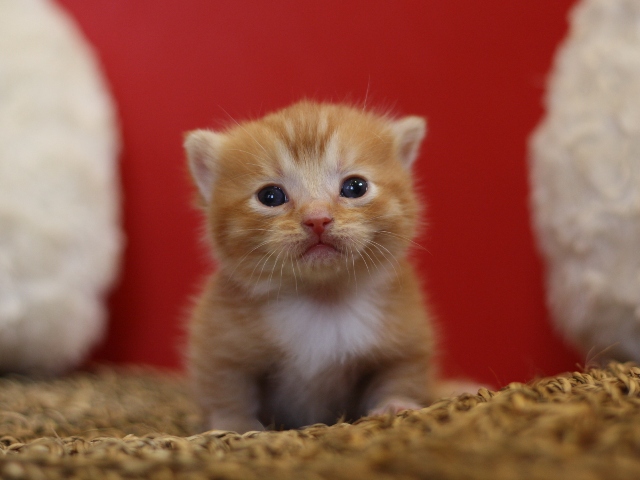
<box><xmin>301</xmin><ymin>241</ymin><xmax>339</xmax><ymax>260</ymax></box>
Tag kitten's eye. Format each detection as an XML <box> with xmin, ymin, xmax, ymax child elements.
<box><xmin>257</xmin><ymin>185</ymin><xmax>288</xmax><ymax>207</ymax></box>
<box><xmin>340</xmin><ymin>177</ymin><xmax>368</xmax><ymax>198</ymax></box>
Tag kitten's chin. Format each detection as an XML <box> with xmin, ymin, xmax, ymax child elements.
<box><xmin>299</xmin><ymin>243</ymin><xmax>344</xmax><ymax>277</ymax></box>
<box><xmin>302</xmin><ymin>244</ymin><xmax>339</xmax><ymax>260</ymax></box>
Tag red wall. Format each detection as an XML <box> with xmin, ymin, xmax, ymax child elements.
<box><xmin>57</xmin><ymin>0</ymin><xmax>581</xmax><ymax>385</ymax></box>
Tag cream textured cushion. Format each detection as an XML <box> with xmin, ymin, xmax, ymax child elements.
<box><xmin>0</xmin><ymin>0</ymin><xmax>122</xmax><ymax>374</ymax></box>
<box><xmin>530</xmin><ymin>0</ymin><xmax>640</xmax><ymax>361</ymax></box>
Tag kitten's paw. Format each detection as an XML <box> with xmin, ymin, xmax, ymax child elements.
<box><xmin>204</xmin><ymin>413</ymin><xmax>265</xmax><ymax>434</ymax></box>
<box><xmin>368</xmin><ymin>397</ymin><xmax>422</xmax><ymax>416</ymax></box>
<box><xmin>434</xmin><ymin>379</ymin><xmax>485</xmax><ymax>399</ymax></box>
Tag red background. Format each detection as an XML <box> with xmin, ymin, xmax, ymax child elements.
<box><xmin>56</xmin><ymin>0</ymin><xmax>581</xmax><ymax>386</ymax></box>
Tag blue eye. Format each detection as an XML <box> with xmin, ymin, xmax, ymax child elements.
<box><xmin>340</xmin><ymin>177</ymin><xmax>368</xmax><ymax>198</ymax></box>
<box><xmin>257</xmin><ymin>185</ymin><xmax>288</xmax><ymax>207</ymax></box>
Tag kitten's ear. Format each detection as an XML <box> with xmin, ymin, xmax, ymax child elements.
<box><xmin>390</xmin><ymin>116</ymin><xmax>427</xmax><ymax>169</ymax></box>
<box><xmin>184</xmin><ymin>129</ymin><xmax>224</xmax><ymax>203</ymax></box>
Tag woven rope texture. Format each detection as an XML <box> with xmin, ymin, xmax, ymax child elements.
<box><xmin>1</xmin><ymin>362</ymin><xmax>640</xmax><ymax>479</ymax></box>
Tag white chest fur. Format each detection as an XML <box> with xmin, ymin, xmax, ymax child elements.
<box><xmin>264</xmin><ymin>286</ymin><xmax>385</xmax><ymax>380</ymax></box>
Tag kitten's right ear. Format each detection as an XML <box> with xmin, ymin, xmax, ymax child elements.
<box><xmin>184</xmin><ymin>130</ymin><xmax>224</xmax><ymax>204</ymax></box>
<box><xmin>390</xmin><ymin>116</ymin><xmax>427</xmax><ymax>169</ymax></box>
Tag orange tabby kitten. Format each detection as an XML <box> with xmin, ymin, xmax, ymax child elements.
<box><xmin>185</xmin><ymin>101</ymin><xmax>436</xmax><ymax>433</ymax></box>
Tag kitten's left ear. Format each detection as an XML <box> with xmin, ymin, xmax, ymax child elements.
<box><xmin>391</xmin><ymin>116</ymin><xmax>427</xmax><ymax>169</ymax></box>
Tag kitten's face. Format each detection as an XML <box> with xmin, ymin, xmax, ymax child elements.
<box><xmin>185</xmin><ymin>102</ymin><xmax>426</xmax><ymax>294</ymax></box>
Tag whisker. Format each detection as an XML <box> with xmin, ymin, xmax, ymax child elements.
<box><xmin>365</xmin><ymin>213</ymin><xmax>406</xmax><ymax>222</ymax></box>
<box><xmin>248</xmin><ymin>250</ymin><xmax>272</xmax><ymax>283</ymax></box>
<box><xmin>344</xmin><ymin>245</ymin><xmax>352</xmax><ymax>284</ymax></box>
<box><xmin>267</xmin><ymin>246</ymin><xmax>286</xmax><ymax>298</ymax></box>
<box><xmin>350</xmin><ymin>238</ymin><xmax>376</xmax><ymax>277</ymax></box>
<box><xmin>368</xmin><ymin>240</ymin><xmax>401</xmax><ymax>283</ymax></box>
<box><xmin>289</xmin><ymin>246</ymin><xmax>299</xmax><ymax>296</ymax></box>
<box><xmin>362</xmin><ymin>245</ymin><xmax>381</xmax><ymax>273</ymax></box>
<box><xmin>368</xmin><ymin>240</ymin><xmax>401</xmax><ymax>268</ymax></box>
<box><xmin>225</xmin><ymin>148</ymin><xmax>265</xmax><ymax>162</ymax></box>
<box><xmin>363</xmin><ymin>75</ymin><xmax>371</xmax><ymax>112</ymax></box>
<box><xmin>349</xmin><ymin>246</ymin><xmax>358</xmax><ymax>292</ymax></box>
<box><xmin>294</xmin><ymin>254</ymin><xmax>304</xmax><ymax>289</ymax></box>
<box><xmin>249</xmin><ymin>247</ymin><xmax>278</xmax><ymax>295</ymax></box>
<box><xmin>229</xmin><ymin>228</ymin><xmax>278</xmax><ymax>234</ymax></box>
<box><xmin>223</xmin><ymin>240</ymin><xmax>270</xmax><ymax>286</ymax></box>
<box><xmin>218</xmin><ymin>105</ymin><xmax>271</xmax><ymax>156</ymax></box>
<box><xmin>277</xmin><ymin>246</ymin><xmax>291</xmax><ymax>301</ymax></box>
<box><xmin>358</xmin><ymin>249</ymin><xmax>371</xmax><ymax>277</ymax></box>
<box><xmin>378</xmin><ymin>230</ymin><xmax>429</xmax><ymax>252</ymax></box>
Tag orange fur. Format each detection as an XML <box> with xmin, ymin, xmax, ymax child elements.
<box><xmin>185</xmin><ymin>101</ymin><xmax>437</xmax><ymax>433</ymax></box>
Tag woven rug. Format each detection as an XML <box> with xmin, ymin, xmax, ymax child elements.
<box><xmin>1</xmin><ymin>362</ymin><xmax>639</xmax><ymax>479</ymax></box>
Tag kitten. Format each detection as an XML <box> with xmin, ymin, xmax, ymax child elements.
<box><xmin>185</xmin><ymin>101</ymin><xmax>437</xmax><ymax>433</ymax></box>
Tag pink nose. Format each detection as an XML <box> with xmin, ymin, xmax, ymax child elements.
<box><xmin>303</xmin><ymin>216</ymin><xmax>332</xmax><ymax>235</ymax></box>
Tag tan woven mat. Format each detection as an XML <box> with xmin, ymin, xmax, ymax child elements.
<box><xmin>1</xmin><ymin>362</ymin><xmax>640</xmax><ymax>479</ymax></box>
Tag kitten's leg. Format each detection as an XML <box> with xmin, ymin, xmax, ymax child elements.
<box><xmin>368</xmin><ymin>396</ymin><xmax>422</xmax><ymax>416</ymax></box>
<box><xmin>206</xmin><ymin>411</ymin><xmax>264</xmax><ymax>434</ymax></box>
<box><xmin>362</xmin><ymin>355</ymin><xmax>433</xmax><ymax>416</ymax></box>
<box><xmin>192</xmin><ymin>363</ymin><xmax>264</xmax><ymax>434</ymax></box>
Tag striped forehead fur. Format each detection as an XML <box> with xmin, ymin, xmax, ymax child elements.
<box><xmin>225</xmin><ymin>102</ymin><xmax>394</xmax><ymax>169</ymax></box>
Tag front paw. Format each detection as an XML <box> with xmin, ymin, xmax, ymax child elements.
<box><xmin>368</xmin><ymin>397</ymin><xmax>422</xmax><ymax>416</ymax></box>
<box><xmin>204</xmin><ymin>413</ymin><xmax>265</xmax><ymax>434</ymax></box>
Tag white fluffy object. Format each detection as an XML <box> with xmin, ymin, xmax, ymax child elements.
<box><xmin>0</xmin><ymin>0</ymin><xmax>122</xmax><ymax>374</ymax></box>
<box><xmin>530</xmin><ymin>0</ymin><xmax>640</xmax><ymax>361</ymax></box>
